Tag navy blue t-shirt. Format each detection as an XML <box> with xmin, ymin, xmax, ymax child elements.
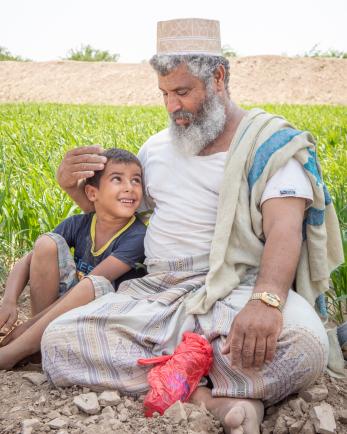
<box><xmin>53</xmin><ymin>213</ymin><xmax>146</xmax><ymax>289</ymax></box>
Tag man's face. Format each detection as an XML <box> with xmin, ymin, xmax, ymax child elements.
<box><xmin>158</xmin><ymin>63</ymin><xmax>227</xmax><ymax>156</ymax></box>
<box><xmin>86</xmin><ymin>161</ymin><xmax>143</xmax><ymax>219</ymax></box>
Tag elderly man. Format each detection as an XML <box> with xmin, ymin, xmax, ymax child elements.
<box><xmin>43</xmin><ymin>19</ymin><xmax>342</xmax><ymax>434</ymax></box>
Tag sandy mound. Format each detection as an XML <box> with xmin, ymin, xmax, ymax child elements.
<box><xmin>0</xmin><ymin>56</ymin><xmax>346</xmax><ymax>105</ymax></box>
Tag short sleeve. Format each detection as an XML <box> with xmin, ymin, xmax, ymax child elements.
<box><xmin>111</xmin><ymin>223</ymin><xmax>146</xmax><ymax>268</ymax></box>
<box><xmin>53</xmin><ymin>214</ymin><xmax>90</xmax><ymax>248</ymax></box>
<box><xmin>261</xmin><ymin>158</ymin><xmax>313</xmax><ymax>208</ymax></box>
<box><xmin>137</xmin><ymin>142</ymin><xmax>154</xmax><ymax>213</ymax></box>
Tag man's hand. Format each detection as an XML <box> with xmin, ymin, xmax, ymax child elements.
<box><xmin>221</xmin><ymin>301</ymin><xmax>283</xmax><ymax>369</ymax></box>
<box><xmin>57</xmin><ymin>145</ymin><xmax>107</xmax><ymax>190</ymax></box>
<box><xmin>0</xmin><ymin>303</ymin><xmax>18</xmax><ymax>334</ymax></box>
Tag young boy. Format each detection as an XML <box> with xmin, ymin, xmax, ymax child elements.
<box><xmin>0</xmin><ymin>148</ymin><xmax>146</xmax><ymax>353</ymax></box>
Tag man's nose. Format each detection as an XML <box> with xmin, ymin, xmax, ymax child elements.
<box><xmin>166</xmin><ymin>94</ymin><xmax>181</xmax><ymax>113</ymax></box>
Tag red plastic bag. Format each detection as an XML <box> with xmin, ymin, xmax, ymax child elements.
<box><xmin>137</xmin><ymin>332</ymin><xmax>213</xmax><ymax>417</ymax></box>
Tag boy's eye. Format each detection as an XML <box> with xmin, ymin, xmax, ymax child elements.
<box><xmin>111</xmin><ymin>176</ymin><xmax>121</xmax><ymax>182</ymax></box>
<box><xmin>131</xmin><ymin>177</ymin><xmax>142</xmax><ymax>184</ymax></box>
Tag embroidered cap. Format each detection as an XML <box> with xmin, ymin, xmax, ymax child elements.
<box><xmin>156</xmin><ymin>18</ymin><xmax>222</xmax><ymax>56</ymax></box>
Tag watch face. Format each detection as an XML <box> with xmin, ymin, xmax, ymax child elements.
<box><xmin>261</xmin><ymin>292</ymin><xmax>280</xmax><ymax>307</ymax></box>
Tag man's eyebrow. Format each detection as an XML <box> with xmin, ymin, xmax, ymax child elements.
<box><xmin>159</xmin><ymin>86</ymin><xmax>190</xmax><ymax>92</ymax></box>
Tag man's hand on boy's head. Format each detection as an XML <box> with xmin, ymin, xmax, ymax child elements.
<box><xmin>57</xmin><ymin>145</ymin><xmax>107</xmax><ymax>190</ymax></box>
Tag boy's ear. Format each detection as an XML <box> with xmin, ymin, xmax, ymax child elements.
<box><xmin>85</xmin><ymin>184</ymin><xmax>98</xmax><ymax>202</ymax></box>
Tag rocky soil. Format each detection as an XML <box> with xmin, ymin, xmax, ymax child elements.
<box><xmin>0</xmin><ymin>56</ymin><xmax>346</xmax><ymax>106</ymax></box>
<box><xmin>0</xmin><ymin>289</ymin><xmax>347</xmax><ymax>434</ymax></box>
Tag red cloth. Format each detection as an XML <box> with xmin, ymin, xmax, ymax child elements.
<box><xmin>137</xmin><ymin>332</ymin><xmax>213</xmax><ymax>417</ymax></box>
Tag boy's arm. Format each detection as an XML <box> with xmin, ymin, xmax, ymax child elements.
<box><xmin>0</xmin><ymin>252</ymin><xmax>32</xmax><ymax>332</ymax></box>
<box><xmin>89</xmin><ymin>256</ymin><xmax>131</xmax><ymax>282</ymax></box>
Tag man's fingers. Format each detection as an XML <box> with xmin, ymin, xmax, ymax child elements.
<box><xmin>241</xmin><ymin>334</ymin><xmax>256</xmax><ymax>368</ymax></box>
<box><xmin>265</xmin><ymin>335</ymin><xmax>278</xmax><ymax>362</ymax></box>
<box><xmin>72</xmin><ymin>171</ymin><xmax>96</xmax><ymax>181</ymax></box>
<box><xmin>67</xmin><ymin>145</ymin><xmax>104</xmax><ymax>157</ymax></box>
<box><xmin>254</xmin><ymin>337</ymin><xmax>267</xmax><ymax>367</ymax></box>
<box><xmin>230</xmin><ymin>333</ymin><xmax>244</xmax><ymax>367</ymax></box>
<box><xmin>69</xmin><ymin>162</ymin><xmax>105</xmax><ymax>173</ymax></box>
<box><xmin>69</xmin><ymin>153</ymin><xmax>107</xmax><ymax>166</ymax></box>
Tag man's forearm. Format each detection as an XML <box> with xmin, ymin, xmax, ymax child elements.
<box><xmin>64</xmin><ymin>180</ymin><xmax>95</xmax><ymax>213</ymax></box>
<box><xmin>254</xmin><ymin>222</ymin><xmax>303</xmax><ymax>302</ymax></box>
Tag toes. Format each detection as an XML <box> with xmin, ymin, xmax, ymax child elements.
<box><xmin>224</xmin><ymin>405</ymin><xmax>246</xmax><ymax>429</ymax></box>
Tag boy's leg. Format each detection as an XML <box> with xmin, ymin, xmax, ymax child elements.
<box><xmin>30</xmin><ymin>233</ymin><xmax>78</xmax><ymax>316</ymax></box>
<box><xmin>0</xmin><ymin>277</ymin><xmax>96</xmax><ymax>370</ymax></box>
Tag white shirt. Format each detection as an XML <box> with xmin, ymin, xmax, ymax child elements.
<box><xmin>138</xmin><ymin>129</ymin><xmax>313</xmax><ymax>261</ymax></box>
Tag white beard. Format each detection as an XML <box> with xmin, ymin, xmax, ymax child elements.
<box><xmin>169</xmin><ymin>90</ymin><xmax>227</xmax><ymax>156</ymax></box>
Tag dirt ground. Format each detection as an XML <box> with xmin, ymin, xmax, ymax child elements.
<box><xmin>0</xmin><ymin>287</ymin><xmax>347</xmax><ymax>434</ymax></box>
<box><xmin>0</xmin><ymin>56</ymin><xmax>347</xmax><ymax>106</ymax></box>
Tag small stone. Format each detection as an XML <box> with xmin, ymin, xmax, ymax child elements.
<box><xmin>82</xmin><ymin>387</ymin><xmax>90</xmax><ymax>393</ymax></box>
<box><xmin>299</xmin><ymin>385</ymin><xmax>329</xmax><ymax>402</ymax></box>
<box><xmin>310</xmin><ymin>402</ymin><xmax>336</xmax><ymax>434</ymax></box>
<box><xmin>284</xmin><ymin>415</ymin><xmax>296</xmax><ymax>426</ymax></box>
<box><xmin>338</xmin><ymin>409</ymin><xmax>347</xmax><ymax>424</ymax></box>
<box><xmin>118</xmin><ymin>409</ymin><xmax>129</xmax><ymax>422</ymax></box>
<box><xmin>288</xmin><ymin>397</ymin><xmax>305</xmax><ymax>417</ymax></box>
<box><xmin>10</xmin><ymin>405</ymin><xmax>22</xmax><ymax>412</ymax></box>
<box><xmin>273</xmin><ymin>416</ymin><xmax>288</xmax><ymax>434</ymax></box>
<box><xmin>22</xmin><ymin>372</ymin><xmax>47</xmax><ymax>386</ymax></box>
<box><xmin>46</xmin><ymin>410</ymin><xmax>61</xmax><ymax>420</ymax></box>
<box><xmin>21</xmin><ymin>418</ymin><xmax>40</xmax><ymax>434</ymax></box>
<box><xmin>188</xmin><ymin>410</ymin><xmax>201</xmax><ymax>421</ymax></box>
<box><xmin>73</xmin><ymin>392</ymin><xmax>100</xmax><ymax>415</ymax></box>
<box><xmin>301</xmin><ymin>420</ymin><xmax>315</xmax><ymax>434</ymax></box>
<box><xmin>289</xmin><ymin>420</ymin><xmax>306</xmax><ymax>434</ymax></box>
<box><xmin>98</xmin><ymin>390</ymin><xmax>121</xmax><ymax>406</ymax></box>
<box><xmin>101</xmin><ymin>406</ymin><xmax>116</xmax><ymax>418</ymax></box>
<box><xmin>84</xmin><ymin>415</ymin><xmax>99</xmax><ymax>425</ymax></box>
<box><xmin>60</xmin><ymin>406</ymin><xmax>72</xmax><ymax>417</ymax></box>
<box><xmin>124</xmin><ymin>398</ymin><xmax>133</xmax><ymax>408</ymax></box>
<box><xmin>164</xmin><ymin>401</ymin><xmax>188</xmax><ymax>424</ymax></box>
<box><xmin>56</xmin><ymin>431</ymin><xmax>68</xmax><ymax>434</ymax></box>
<box><xmin>48</xmin><ymin>418</ymin><xmax>68</xmax><ymax>429</ymax></box>
<box><xmin>152</xmin><ymin>411</ymin><xmax>160</xmax><ymax>418</ymax></box>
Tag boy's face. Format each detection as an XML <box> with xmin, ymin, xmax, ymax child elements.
<box><xmin>86</xmin><ymin>161</ymin><xmax>143</xmax><ymax>219</ymax></box>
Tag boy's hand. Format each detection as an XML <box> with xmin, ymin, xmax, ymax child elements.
<box><xmin>0</xmin><ymin>303</ymin><xmax>18</xmax><ymax>334</ymax></box>
<box><xmin>57</xmin><ymin>145</ymin><xmax>107</xmax><ymax>190</ymax></box>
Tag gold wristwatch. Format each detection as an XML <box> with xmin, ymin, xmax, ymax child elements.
<box><xmin>249</xmin><ymin>292</ymin><xmax>283</xmax><ymax>311</ymax></box>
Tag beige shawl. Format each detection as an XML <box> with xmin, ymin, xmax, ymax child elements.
<box><xmin>186</xmin><ymin>108</ymin><xmax>344</xmax><ymax>314</ymax></box>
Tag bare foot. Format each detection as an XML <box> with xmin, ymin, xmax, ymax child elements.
<box><xmin>221</xmin><ymin>400</ymin><xmax>264</xmax><ymax>434</ymax></box>
<box><xmin>190</xmin><ymin>387</ymin><xmax>263</xmax><ymax>434</ymax></box>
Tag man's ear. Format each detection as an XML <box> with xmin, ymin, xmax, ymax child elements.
<box><xmin>213</xmin><ymin>65</ymin><xmax>226</xmax><ymax>91</ymax></box>
<box><xmin>85</xmin><ymin>184</ymin><xmax>98</xmax><ymax>202</ymax></box>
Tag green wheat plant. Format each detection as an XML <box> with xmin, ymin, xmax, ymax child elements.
<box><xmin>0</xmin><ymin>103</ymin><xmax>346</xmax><ymax>323</ymax></box>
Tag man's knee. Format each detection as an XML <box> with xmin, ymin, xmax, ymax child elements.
<box><xmin>264</xmin><ymin>326</ymin><xmax>328</xmax><ymax>406</ymax></box>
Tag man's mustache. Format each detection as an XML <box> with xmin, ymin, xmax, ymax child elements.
<box><xmin>170</xmin><ymin>110</ymin><xmax>194</xmax><ymax>122</ymax></box>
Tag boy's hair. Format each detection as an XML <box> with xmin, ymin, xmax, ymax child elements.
<box><xmin>85</xmin><ymin>148</ymin><xmax>142</xmax><ymax>188</ymax></box>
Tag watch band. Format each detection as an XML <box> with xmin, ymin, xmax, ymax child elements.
<box><xmin>249</xmin><ymin>292</ymin><xmax>284</xmax><ymax>311</ymax></box>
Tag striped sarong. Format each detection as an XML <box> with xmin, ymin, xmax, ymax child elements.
<box><xmin>41</xmin><ymin>258</ymin><xmax>328</xmax><ymax>406</ymax></box>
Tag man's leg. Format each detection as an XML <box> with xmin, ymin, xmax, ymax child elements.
<box><xmin>29</xmin><ymin>234</ymin><xmax>60</xmax><ymax>315</ymax></box>
<box><xmin>190</xmin><ymin>387</ymin><xmax>263</xmax><ymax>434</ymax></box>
<box><xmin>0</xmin><ymin>277</ymin><xmax>96</xmax><ymax>370</ymax></box>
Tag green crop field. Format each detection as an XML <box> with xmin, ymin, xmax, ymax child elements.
<box><xmin>0</xmin><ymin>103</ymin><xmax>346</xmax><ymax>322</ymax></box>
